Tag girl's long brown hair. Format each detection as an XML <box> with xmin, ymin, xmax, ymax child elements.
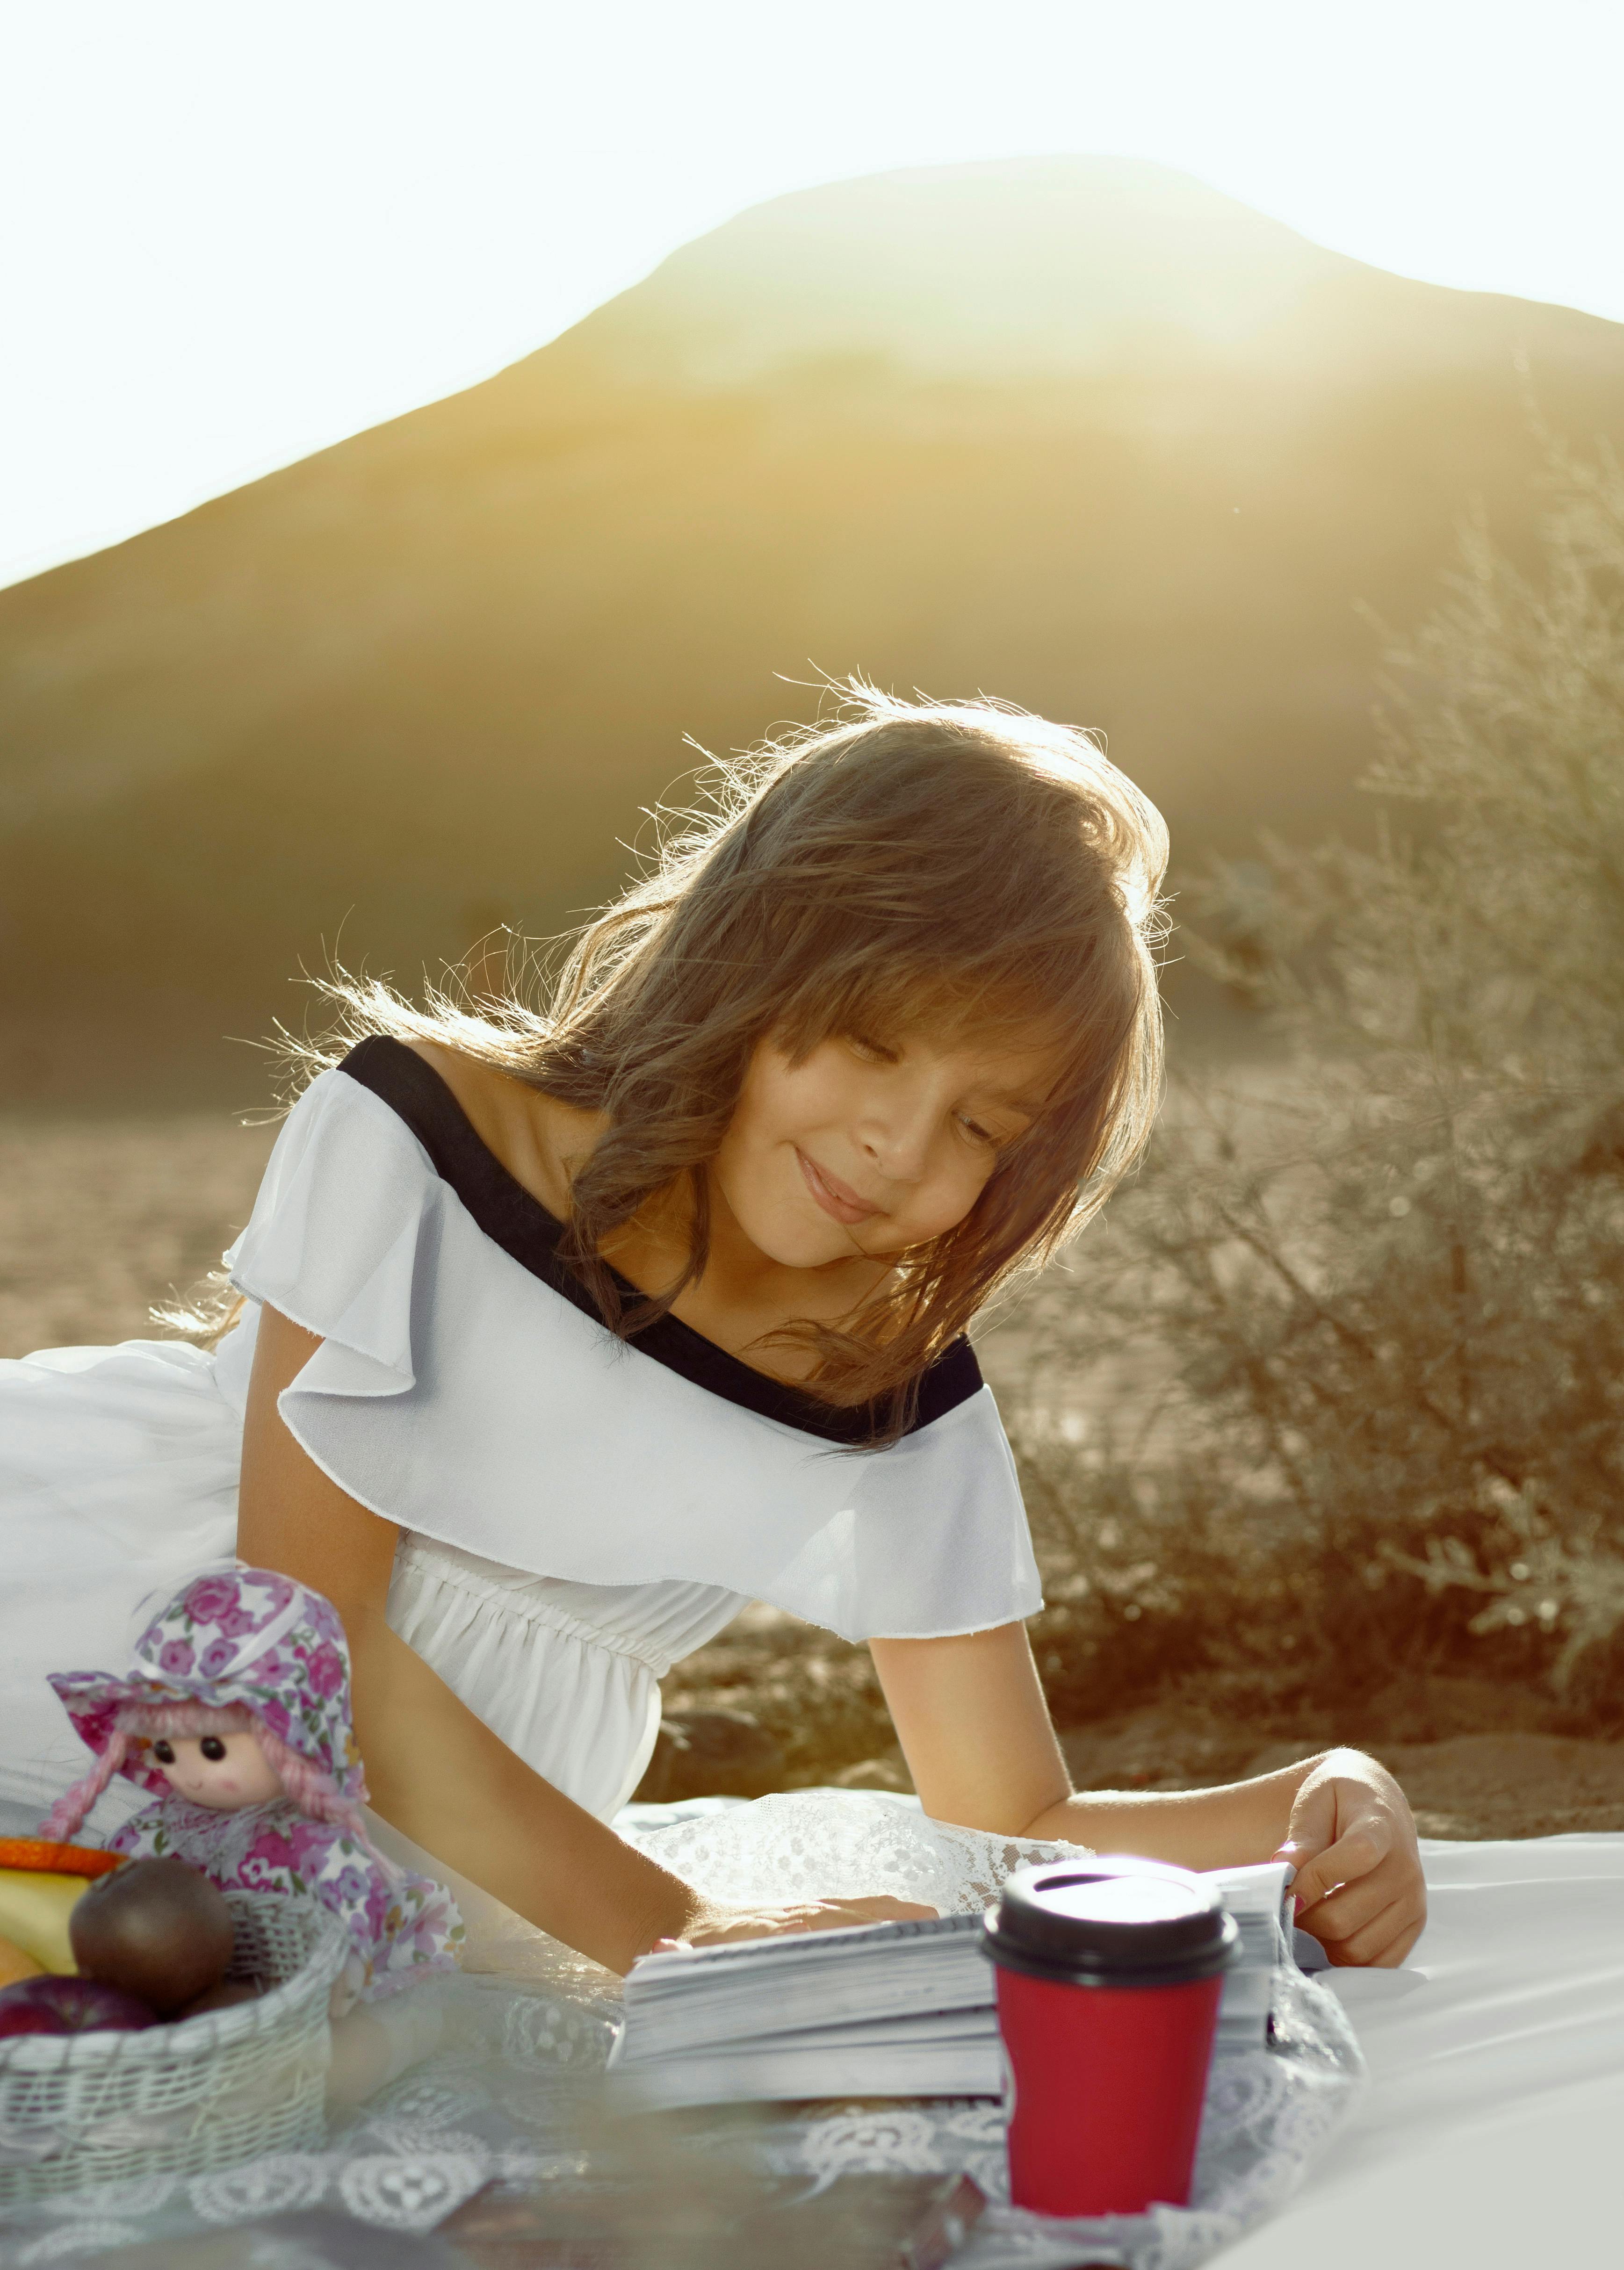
<box><xmin>278</xmin><ymin>690</ymin><xmax>1169</xmax><ymax>1439</ymax></box>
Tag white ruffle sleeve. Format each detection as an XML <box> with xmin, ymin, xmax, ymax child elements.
<box><xmin>222</xmin><ymin>1070</ymin><xmax>1043</xmax><ymax>1643</ymax></box>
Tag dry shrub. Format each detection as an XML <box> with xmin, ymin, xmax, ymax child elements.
<box><xmin>1009</xmin><ymin>444</ymin><xmax>1624</xmax><ymax>1730</ymax></box>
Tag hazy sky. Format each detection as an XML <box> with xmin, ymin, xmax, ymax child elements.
<box><xmin>5</xmin><ymin>0</ymin><xmax>1619</xmax><ymax>590</ymax></box>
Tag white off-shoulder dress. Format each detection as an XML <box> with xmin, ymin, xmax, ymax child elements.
<box><xmin>0</xmin><ymin>1037</ymin><xmax>1041</xmax><ymax>1832</ymax></box>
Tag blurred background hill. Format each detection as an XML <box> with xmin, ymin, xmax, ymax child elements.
<box><xmin>5</xmin><ymin>154</ymin><xmax>1623</xmax><ymax>1105</ymax></box>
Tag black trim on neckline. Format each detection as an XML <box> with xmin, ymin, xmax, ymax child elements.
<box><xmin>336</xmin><ymin>1034</ymin><xmax>983</xmax><ymax>1447</ymax></box>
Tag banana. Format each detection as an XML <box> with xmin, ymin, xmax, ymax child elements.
<box><xmin>0</xmin><ymin>1933</ymin><xmax>47</xmax><ymax>1989</ymax></box>
<box><xmin>0</xmin><ymin>1869</ymin><xmax>89</xmax><ymax>1974</ymax></box>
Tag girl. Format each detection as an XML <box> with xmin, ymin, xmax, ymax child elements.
<box><xmin>0</xmin><ymin>692</ymin><xmax>1424</xmax><ymax>1974</ymax></box>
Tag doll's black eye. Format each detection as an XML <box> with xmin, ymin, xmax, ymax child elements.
<box><xmin>152</xmin><ymin>1740</ymin><xmax>175</xmax><ymax>1764</ymax></box>
<box><xmin>199</xmin><ymin>1736</ymin><xmax>227</xmax><ymax>1762</ymax></box>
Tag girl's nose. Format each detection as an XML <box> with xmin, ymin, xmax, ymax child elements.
<box><xmin>857</xmin><ymin>1086</ymin><xmax>937</xmax><ymax>1182</ymax></box>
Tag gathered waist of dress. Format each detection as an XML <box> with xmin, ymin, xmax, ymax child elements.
<box><xmin>390</xmin><ymin>1534</ymin><xmax>746</xmax><ymax>1680</ymax></box>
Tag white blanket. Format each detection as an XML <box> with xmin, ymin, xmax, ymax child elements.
<box><xmin>1</xmin><ymin>1805</ymin><xmax>1616</xmax><ymax>2265</ymax></box>
<box><xmin>1224</xmin><ymin>1834</ymin><xmax>1624</xmax><ymax>2267</ymax></box>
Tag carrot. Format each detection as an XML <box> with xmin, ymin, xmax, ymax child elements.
<box><xmin>0</xmin><ymin>1840</ymin><xmax>125</xmax><ymax>1880</ymax></box>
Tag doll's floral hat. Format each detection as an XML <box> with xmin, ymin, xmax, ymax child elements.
<box><xmin>44</xmin><ymin>1565</ymin><xmax>368</xmax><ymax>1837</ymax></box>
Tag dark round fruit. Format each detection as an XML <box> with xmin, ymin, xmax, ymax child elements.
<box><xmin>0</xmin><ymin>1996</ymin><xmax>64</xmax><ymax>2039</ymax></box>
<box><xmin>0</xmin><ymin>1975</ymin><xmax>156</xmax><ymax>2036</ymax></box>
<box><xmin>69</xmin><ymin>1857</ymin><xmax>234</xmax><ymax>2016</ymax></box>
<box><xmin>172</xmin><ymin>1977</ymin><xmax>263</xmax><ymax>2022</ymax></box>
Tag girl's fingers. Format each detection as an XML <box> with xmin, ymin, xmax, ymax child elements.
<box><xmin>1288</xmin><ymin>1820</ymin><xmax>1387</xmax><ymax>1913</ymax></box>
<box><xmin>1309</xmin><ymin>1891</ymin><xmax>1424</xmax><ymax>1969</ymax></box>
<box><xmin>681</xmin><ymin>1895</ymin><xmax>939</xmax><ymax>1948</ymax></box>
<box><xmin>1298</xmin><ymin>1854</ymin><xmax>1426</xmax><ymax>1962</ymax></box>
<box><xmin>1274</xmin><ymin>1781</ymin><xmax>1339</xmax><ymax>1874</ymax></box>
<box><xmin>796</xmin><ymin>1898</ymin><xmax>939</xmax><ymax>1932</ymax></box>
<box><xmin>1277</xmin><ymin>1765</ymin><xmax>1426</xmax><ymax>1969</ymax></box>
<box><xmin>1295</xmin><ymin>1830</ymin><xmax>1403</xmax><ymax>1924</ymax></box>
<box><xmin>1295</xmin><ymin>1874</ymin><xmax>1392</xmax><ymax>1951</ymax></box>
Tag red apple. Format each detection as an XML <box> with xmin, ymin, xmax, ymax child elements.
<box><xmin>0</xmin><ymin>1975</ymin><xmax>156</xmax><ymax>2037</ymax></box>
<box><xmin>0</xmin><ymin>1999</ymin><xmax>63</xmax><ymax>2038</ymax></box>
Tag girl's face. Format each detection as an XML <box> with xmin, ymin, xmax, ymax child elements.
<box><xmin>712</xmin><ymin>1026</ymin><xmax>1061</xmax><ymax>1271</ymax></box>
<box><xmin>148</xmin><ymin>1731</ymin><xmax>282</xmax><ymax>1811</ymax></box>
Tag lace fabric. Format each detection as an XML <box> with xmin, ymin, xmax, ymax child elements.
<box><xmin>0</xmin><ymin>1791</ymin><xmax>1364</xmax><ymax>2268</ymax></box>
<box><xmin>623</xmin><ymin>1785</ymin><xmax>1092</xmax><ymax>1911</ymax></box>
<box><xmin>741</xmin><ymin>1964</ymin><xmax>1365</xmax><ymax>2270</ymax></box>
<box><xmin>620</xmin><ymin>1791</ymin><xmax>1367</xmax><ymax>2269</ymax></box>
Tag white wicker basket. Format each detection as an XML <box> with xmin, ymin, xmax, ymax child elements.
<box><xmin>0</xmin><ymin>1889</ymin><xmax>349</xmax><ymax>2201</ymax></box>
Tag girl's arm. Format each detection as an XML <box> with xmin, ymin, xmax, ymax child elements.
<box><xmin>871</xmin><ymin>1624</ymin><xmax>1427</xmax><ymax>1967</ymax></box>
<box><xmin>239</xmin><ymin>1304</ymin><xmax>927</xmax><ymax>1971</ymax></box>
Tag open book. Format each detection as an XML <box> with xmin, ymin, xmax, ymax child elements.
<box><xmin>610</xmin><ymin>1863</ymin><xmax>1293</xmax><ymax>2110</ymax></box>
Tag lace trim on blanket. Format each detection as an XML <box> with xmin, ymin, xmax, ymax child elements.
<box><xmin>0</xmin><ymin>1791</ymin><xmax>1363</xmax><ymax>2270</ymax></box>
<box><xmin>618</xmin><ymin>1786</ymin><xmax>1091</xmax><ymax>1909</ymax></box>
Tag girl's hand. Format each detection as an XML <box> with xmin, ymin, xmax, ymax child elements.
<box><xmin>649</xmin><ymin>1895</ymin><xmax>938</xmax><ymax>1955</ymax></box>
<box><xmin>1273</xmin><ymin>1750</ymin><xmax>1425</xmax><ymax>1968</ymax></box>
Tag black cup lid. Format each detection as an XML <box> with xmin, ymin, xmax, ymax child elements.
<box><xmin>983</xmin><ymin>1856</ymin><xmax>1239</xmax><ymax>1987</ymax></box>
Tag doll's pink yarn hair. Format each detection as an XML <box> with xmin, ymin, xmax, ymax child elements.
<box><xmin>42</xmin><ymin>1731</ymin><xmax>135</xmax><ymax>1841</ymax></box>
<box><xmin>43</xmin><ymin>1699</ymin><xmax>370</xmax><ymax>1845</ymax></box>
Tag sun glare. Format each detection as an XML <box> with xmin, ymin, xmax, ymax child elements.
<box><xmin>2</xmin><ymin>0</ymin><xmax>1618</xmax><ymax>588</ymax></box>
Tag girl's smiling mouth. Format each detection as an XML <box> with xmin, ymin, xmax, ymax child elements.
<box><xmin>797</xmin><ymin>1149</ymin><xmax>881</xmax><ymax>1226</ymax></box>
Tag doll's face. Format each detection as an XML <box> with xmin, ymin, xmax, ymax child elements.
<box><xmin>148</xmin><ymin>1731</ymin><xmax>283</xmax><ymax>1810</ymax></box>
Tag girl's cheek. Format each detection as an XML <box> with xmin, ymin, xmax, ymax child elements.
<box><xmin>912</xmin><ymin>1167</ymin><xmax>993</xmax><ymax>1243</ymax></box>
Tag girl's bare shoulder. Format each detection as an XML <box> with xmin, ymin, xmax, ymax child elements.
<box><xmin>397</xmin><ymin>1037</ymin><xmax>501</xmax><ymax>1121</ymax></box>
<box><xmin>396</xmin><ymin>1038</ymin><xmax>594</xmax><ymax>1218</ymax></box>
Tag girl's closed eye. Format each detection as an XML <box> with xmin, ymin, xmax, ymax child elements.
<box><xmin>958</xmin><ymin>1095</ymin><xmax>1036</xmax><ymax>1149</ymax></box>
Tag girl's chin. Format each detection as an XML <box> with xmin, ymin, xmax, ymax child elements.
<box><xmin>734</xmin><ymin>1203</ymin><xmax>863</xmax><ymax>1272</ymax></box>
<box><xmin>754</xmin><ymin>1231</ymin><xmax>858</xmax><ymax>1271</ymax></box>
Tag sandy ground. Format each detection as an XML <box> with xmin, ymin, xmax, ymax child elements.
<box><xmin>0</xmin><ymin>1112</ymin><xmax>276</xmax><ymax>1356</ymax></box>
<box><xmin>1056</xmin><ymin>1708</ymin><xmax>1624</xmax><ymax>1840</ymax></box>
<box><xmin>4</xmin><ymin>1110</ymin><xmax>1619</xmax><ymax>1842</ymax></box>
<box><xmin>826</xmin><ymin>1704</ymin><xmax>1624</xmax><ymax>1841</ymax></box>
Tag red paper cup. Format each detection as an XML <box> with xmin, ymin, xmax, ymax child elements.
<box><xmin>984</xmin><ymin>1858</ymin><xmax>1238</xmax><ymax>2219</ymax></box>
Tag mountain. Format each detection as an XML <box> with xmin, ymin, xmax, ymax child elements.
<box><xmin>2</xmin><ymin>158</ymin><xmax>1622</xmax><ymax>1103</ymax></box>
<box><xmin>555</xmin><ymin>156</ymin><xmax>1620</xmax><ymax>388</ymax></box>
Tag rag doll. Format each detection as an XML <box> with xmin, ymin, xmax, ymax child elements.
<box><xmin>43</xmin><ymin>1564</ymin><xmax>463</xmax><ymax>2098</ymax></box>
